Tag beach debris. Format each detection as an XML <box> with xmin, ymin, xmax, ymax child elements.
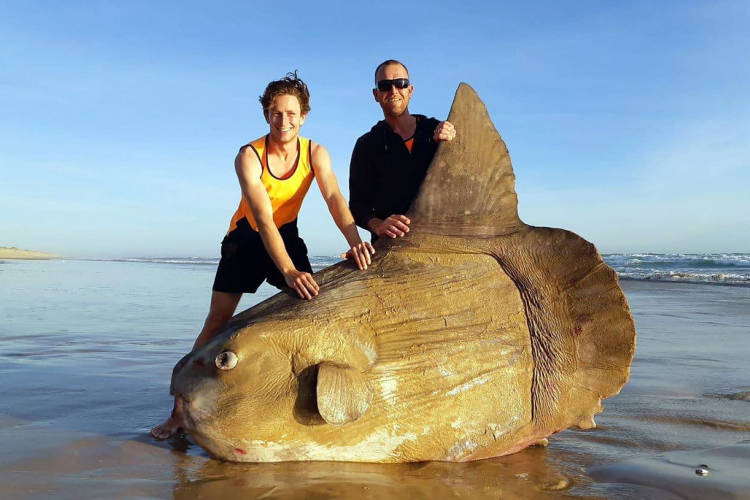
<box><xmin>168</xmin><ymin>83</ymin><xmax>637</xmax><ymax>463</ymax></box>
<box><xmin>535</xmin><ymin>475</ymin><xmax>571</xmax><ymax>491</ymax></box>
<box><xmin>727</xmin><ymin>391</ymin><xmax>750</xmax><ymax>402</ymax></box>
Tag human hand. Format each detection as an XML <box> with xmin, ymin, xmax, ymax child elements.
<box><xmin>433</xmin><ymin>120</ymin><xmax>456</xmax><ymax>142</ymax></box>
<box><xmin>377</xmin><ymin>214</ymin><xmax>411</xmax><ymax>238</ymax></box>
<box><xmin>283</xmin><ymin>269</ymin><xmax>320</xmax><ymax>300</ymax></box>
<box><xmin>340</xmin><ymin>242</ymin><xmax>376</xmax><ymax>270</ymax></box>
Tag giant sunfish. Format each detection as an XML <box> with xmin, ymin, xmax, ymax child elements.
<box><xmin>169</xmin><ymin>83</ymin><xmax>637</xmax><ymax>463</ymax></box>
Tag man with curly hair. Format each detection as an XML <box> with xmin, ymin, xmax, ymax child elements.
<box><xmin>151</xmin><ymin>72</ymin><xmax>374</xmax><ymax>439</ymax></box>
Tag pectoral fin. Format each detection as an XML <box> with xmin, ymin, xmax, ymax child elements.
<box><xmin>316</xmin><ymin>363</ymin><xmax>373</xmax><ymax>425</ymax></box>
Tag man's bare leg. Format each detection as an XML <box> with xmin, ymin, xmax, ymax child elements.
<box><xmin>191</xmin><ymin>291</ymin><xmax>243</xmax><ymax>350</ymax></box>
<box><xmin>150</xmin><ymin>291</ymin><xmax>242</xmax><ymax>439</ymax></box>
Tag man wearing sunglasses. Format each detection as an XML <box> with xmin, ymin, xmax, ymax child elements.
<box><xmin>348</xmin><ymin>59</ymin><xmax>455</xmax><ymax>241</ymax></box>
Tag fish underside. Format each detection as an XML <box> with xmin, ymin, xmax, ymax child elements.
<box><xmin>169</xmin><ymin>84</ymin><xmax>637</xmax><ymax>463</ymax></box>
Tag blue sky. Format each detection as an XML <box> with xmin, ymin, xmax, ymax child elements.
<box><xmin>1</xmin><ymin>1</ymin><xmax>748</xmax><ymax>258</ymax></box>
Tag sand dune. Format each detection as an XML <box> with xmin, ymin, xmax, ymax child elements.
<box><xmin>0</xmin><ymin>247</ymin><xmax>58</xmax><ymax>260</ymax></box>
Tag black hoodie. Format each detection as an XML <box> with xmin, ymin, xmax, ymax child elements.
<box><xmin>348</xmin><ymin>114</ymin><xmax>440</xmax><ymax>240</ymax></box>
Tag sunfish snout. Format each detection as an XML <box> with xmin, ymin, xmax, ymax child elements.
<box><xmin>169</xmin><ymin>344</ymin><xmax>230</xmax><ymax>431</ymax></box>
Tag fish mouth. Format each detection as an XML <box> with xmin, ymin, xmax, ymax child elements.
<box><xmin>170</xmin><ymin>377</ymin><xmax>222</xmax><ymax>433</ymax></box>
<box><xmin>172</xmin><ymin>393</ymin><xmax>206</xmax><ymax>433</ymax></box>
<box><xmin>171</xmin><ymin>392</ymin><xmax>235</xmax><ymax>459</ymax></box>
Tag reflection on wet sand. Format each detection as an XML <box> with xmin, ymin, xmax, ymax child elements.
<box><xmin>0</xmin><ymin>430</ymin><xmax>667</xmax><ymax>500</ymax></box>
<box><xmin>173</xmin><ymin>443</ymin><xmax>577</xmax><ymax>500</ymax></box>
<box><xmin>2</xmin><ymin>423</ymin><xmax>700</xmax><ymax>500</ymax></box>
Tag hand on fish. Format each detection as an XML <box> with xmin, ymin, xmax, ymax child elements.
<box><xmin>283</xmin><ymin>269</ymin><xmax>319</xmax><ymax>300</ymax></box>
<box><xmin>377</xmin><ymin>215</ymin><xmax>411</xmax><ymax>238</ymax></box>
<box><xmin>340</xmin><ymin>242</ymin><xmax>376</xmax><ymax>270</ymax></box>
<box><xmin>433</xmin><ymin>120</ymin><xmax>456</xmax><ymax>142</ymax></box>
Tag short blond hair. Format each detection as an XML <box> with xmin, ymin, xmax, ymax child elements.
<box><xmin>374</xmin><ymin>60</ymin><xmax>409</xmax><ymax>83</ymax></box>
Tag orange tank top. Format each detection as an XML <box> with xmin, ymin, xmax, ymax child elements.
<box><xmin>227</xmin><ymin>135</ymin><xmax>315</xmax><ymax>233</ymax></box>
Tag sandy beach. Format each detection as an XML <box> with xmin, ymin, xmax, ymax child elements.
<box><xmin>0</xmin><ymin>247</ymin><xmax>58</xmax><ymax>260</ymax></box>
<box><xmin>0</xmin><ymin>259</ymin><xmax>748</xmax><ymax>499</ymax></box>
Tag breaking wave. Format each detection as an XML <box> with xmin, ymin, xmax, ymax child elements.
<box><xmin>603</xmin><ymin>253</ymin><xmax>750</xmax><ymax>286</ymax></box>
<box><xmin>95</xmin><ymin>254</ymin><xmax>750</xmax><ymax>286</ymax></box>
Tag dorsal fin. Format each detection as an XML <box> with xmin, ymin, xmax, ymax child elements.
<box><xmin>409</xmin><ymin>83</ymin><xmax>522</xmax><ymax>237</ymax></box>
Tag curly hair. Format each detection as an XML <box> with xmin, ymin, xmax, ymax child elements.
<box><xmin>259</xmin><ymin>71</ymin><xmax>311</xmax><ymax>115</ymax></box>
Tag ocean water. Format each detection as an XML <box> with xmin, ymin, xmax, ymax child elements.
<box><xmin>1</xmin><ymin>256</ymin><xmax>749</xmax><ymax>499</ymax></box>
<box><xmin>604</xmin><ymin>253</ymin><xmax>750</xmax><ymax>286</ymax></box>
<box><xmin>99</xmin><ymin>253</ymin><xmax>750</xmax><ymax>287</ymax></box>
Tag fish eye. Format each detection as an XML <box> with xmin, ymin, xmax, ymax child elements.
<box><xmin>215</xmin><ymin>350</ymin><xmax>238</xmax><ymax>371</ymax></box>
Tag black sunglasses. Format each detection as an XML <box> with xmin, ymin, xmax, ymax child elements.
<box><xmin>376</xmin><ymin>78</ymin><xmax>410</xmax><ymax>91</ymax></box>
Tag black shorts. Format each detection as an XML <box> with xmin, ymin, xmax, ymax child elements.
<box><xmin>212</xmin><ymin>219</ymin><xmax>312</xmax><ymax>294</ymax></box>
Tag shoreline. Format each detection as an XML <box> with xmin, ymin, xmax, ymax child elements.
<box><xmin>0</xmin><ymin>247</ymin><xmax>58</xmax><ymax>260</ymax></box>
<box><xmin>618</xmin><ymin>275</ymin><xmax>750</xmax><ymax>288</ymax></box>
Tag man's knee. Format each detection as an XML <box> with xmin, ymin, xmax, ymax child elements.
<box><xmin>204</xmin><ymin>293</ymin><xmax>240</xmax><ymax>327</ymax></box>
<box><xmin>206</xmin><ymin>307</ymin><xmax>233</xmax><ymax>328</ymax></box>
<box><xmin>210</xmin><ymin>291</ymin><xmax>240</xmax><ymax>310</ymax></box>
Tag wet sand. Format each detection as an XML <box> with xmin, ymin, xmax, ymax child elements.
<box><xmin>0</xmin><ymin>260</ymin><xmax>748</xmax><ymax>499</ymax></box>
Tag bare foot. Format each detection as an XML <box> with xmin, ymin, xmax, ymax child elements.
<box><xmin>150</xmin><ymin>416</ymin><xmax>183</xmax><ymax>440</ymax></box>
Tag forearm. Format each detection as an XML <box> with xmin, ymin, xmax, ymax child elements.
<box><xmin>256</xmin><ymin>217</ymin><xmax>318</xmax><ymax>299</ymax></box>
<box><xmin>366</xmin><ymin>217</ymin><xmax>384</xmax><ymax>234</ymax></box>
<box><xmin>350</xmin><ymin>199</ymin><xmax>377</xmax><ymax>231</ymax></box>
<box><xmin>256</xmin><ymin>219</ymin><xmax>296</xmax><ymax>275</ymax></box>
<box><xmin>328</xmin><ymin>194</ymin><xmax>363</xmax><ymax>247</ymax></box>
<box><xmin>348</xmin><ymin>143</ymin><xmax>377</xmax><ymax>230</ymax></box>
